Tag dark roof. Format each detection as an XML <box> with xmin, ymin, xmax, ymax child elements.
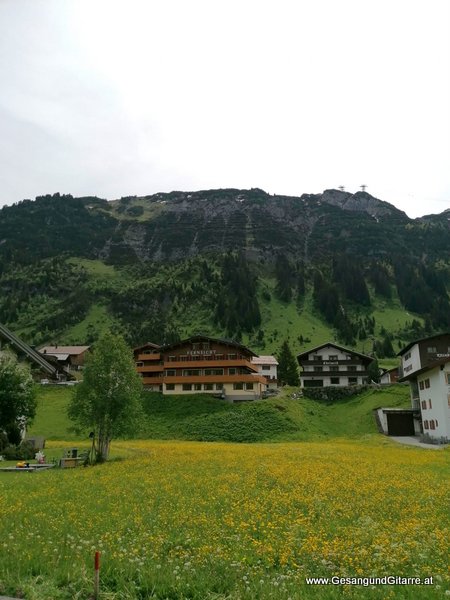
<box><xmin>398</xmin><ymin>356</ymin><xmax>450</xmax><ymax>382</ymax></box>
<box><xmin>381</xmin><ymin>366</ymin><xmax>399</xmax><ymax>374</ymax></box>
<box><xmin>297</xmin><ymin>341</ymin><xmax>373</xmax><ymax>363</ymax></box>
<box><xmin>133</xmin><ymin>341</ymin><xmax>161</xmax><ymax>353</ymax></box>
<box><xmin>160</xmin><ymin>334</ymin><xmax>258</xmax><ymax>357</ymax></box>
<box><xmin>397</xmin><ymin>332</ymin><xmax>450</xmax><ymax>356</ymax></box>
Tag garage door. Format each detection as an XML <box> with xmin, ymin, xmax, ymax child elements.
<box><xmin>387</xmin><ymin>412</ymin><xmax>415</xmax><ymax>436</ymax></box>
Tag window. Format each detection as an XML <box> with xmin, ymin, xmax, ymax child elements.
<box><xmin>216</xmin><ymin>354</ymin><xmax>224</xmax><ymax>360</ymax></box>
<box><xmin>204</xmin><ymin>368</ymin><xmax>223</xmax><ymax>376</ymax></box>
<box><xmin>428</xmin><ymin>399</ymin><xmax>432</xmax><ymax>409</ymax></box>
<box><xmin>330</xmin><ymin>377</ymin><xmax>340</xmax><ymax>385</ymax></box>
<box><xmin>446</xmin><ymin>373</ymin><xmax>450</xmax><ymax>385</ymax></box>
<box><xmin>182</xmin><ymin>384</ymin><xmax>192</xmax><ymax>391</ymax></box>
<box><xmin>229</xmin><ymin>368</ymin><xmax>237</xmax><ymax>375</ymax></box>
<box><xmin>421</xmin><ymin>400</ymin><xmax>427</xmax><ymax>410</ymax></box>
<box><xmin>165</xmin><ymin>383</ymin><xmax>175</xmax><ymax>391</ymax></box>
<box><xmin>215</xmin><ymin>384</ymin><xmax>222</xmax><ymax>390</ymax></box>
<box><xmin>425</xmin><ymin>379</ymin><xmax>430</xmax><ymax>389</ymax></box>
<box><xmin>419</xmin><ymin>381</ymin><xmax>424</xmax><ymax>390</ymax></box>
<box><xmin>314</xmin><ymin>366</ymin><xmax>323</xmax><ymax>372</ymax></box>
<box><xmin>329</xmin><ymin>366</ymin><xmax>339</xmax><ymax>373</ymax></box>
<box><xmin>245</xmin><ymin>382</ymin><xmax>254</xmax><ymax>390</ymax></box>
<box><xmin>202</xmin><ymin>342</ymin><xmax>210</xmax><ymax>350</ymax></box>
<box><xmin>328</xmin><ymin>355</ymin><xmax>338</xmax><ymax>360</ymax></box>
<box><xmin>168</xmin><ymin>355</ymin><xmax>176</xmax><ymax>362</ymax></box>
<box><xmin>192</xmin><ymin>343</ymin><xmax>200</xmax><ymax>350</ymax></box>
<box><xmin>427</xmin><ymin>347</ymin><xmax>437</xmax><ymax>353</ymax></box>
<box><xmin>313</xmin><ymin>355</ymin><xmax>322</xmax><ymax>361</ymax></box>
<box><xmin>262</xmin><ymin>365</ymin><xmax>271</xmax><ymax>371</ymax></box>
<box><xmin>183</xmin><ymin>369</ymin><xmax>201</xmax><ymax>376</ymax></box>
<box><xmin>228</xmin><ymin>354</ymin><xmax>237</xmax><ymax>359</ymax></box>
<box><xmin>136</xmin><ymin>361</ymin><xmax>144</xmax><ymax>367</ymax></box>
<box><xmin>180</xmin><ymin>355</ymin><xmax>188</xmax><ymax>361</ymax></box>
<box><xmin>165</xmin><ymin>369</ymin><xmax>176</xmax><ymax>376</ymax></box>
<box><xmin>404</xmin><ymin>351</ymin><xmax>411</xmax><ymax>361</ymax></box>
<box><xmin>430</xmin><ymin>420</ymin><xmax>436</xmax><ymax>430</ymax></box>
<box><xmin>233</xmin><ymin>383</ymin><xmax>244</xmax><ymax>390</ymax></box>
<box><xmin>348</xmin><ymin>377</ymin><xmax>357</xmax><ymax>385</ymax></box>
<box><xmin>424</xmin><ymin>420</ymin><xmax>429</xmax><ymax>430</ymax></box>
<box><xmin>348</xmin><ymin>366</ymin><xmax>357</xmax><ymax>372</ymax></box>
<box><xmin>435</xmin><ymin>419</ymin><xmax>438</xmax><ymax>427</ymax></box>
<box><xmin>204</xmin><ymin>383</ymin><xmax>214</xmax><ymax>390</ymax></box>
<box><xmin>194</xmin><ymin>383</ymin><xmax>202</xmax><ymax>391</ymax></box>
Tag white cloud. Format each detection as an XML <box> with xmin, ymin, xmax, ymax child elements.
<box><xmin>0</xmin><ymin>0</ymin><xmax>449</xmax><ymax>217</ymax></box>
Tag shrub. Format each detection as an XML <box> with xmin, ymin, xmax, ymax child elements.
<box><xmin>2</xmin><ymin>440</ymin><xmax>36</xmax><ymax>460</ymax></box>
<box><xmin>302</xmin><ymin>385</ymin><xmax>370</xmax><ymax>404</ymax></box>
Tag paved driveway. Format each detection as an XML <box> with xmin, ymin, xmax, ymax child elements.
<box><xmin>390</xmin><ymin>436</ymin><xmax>448</xmax><ymax>450</ymax></box>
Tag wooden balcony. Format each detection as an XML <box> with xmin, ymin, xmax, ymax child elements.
<box><xmin>299</xmin><ymin>359</ymin><xmax>368</xmax><ymax>366</ymax></box>
<box><xmin>163</xmin><ymin>374</ymin><xmax>267</xmax><ymax>385</ymax></box>
<box><xmin>160</xmin><ymin>359</ymin><xmax>258</xmax><ymax>372</ymax></box>
<box><xmin>142</xmin><ymin>377</ymin><xmax>163</xmax><ymax>385</ymax></box>
<box><xmin>137</xmin><ymin>365</ymin><xmax>164</xmax><ymax>373</ymax></box>
<box><xmin>136</xmin><ymin>353</ymin><xmax>161</xmax><ymax>362</ymax></box>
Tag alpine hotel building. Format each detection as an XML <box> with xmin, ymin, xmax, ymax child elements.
<box><xmin>134</xmin><ymin>335</ymin><xmax>267</xmax><ymax>401</ymax></box>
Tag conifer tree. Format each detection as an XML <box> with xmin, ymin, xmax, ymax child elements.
<box><xmin>277</xmin><ymin>340</ymin><xmax>300</xmax><ymax>386</ymax></box>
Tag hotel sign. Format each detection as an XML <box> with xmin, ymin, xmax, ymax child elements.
<box><xmin>187</xmin><ymin>350</ymin><xmax>217</xmax><ymax>356</ymax></box>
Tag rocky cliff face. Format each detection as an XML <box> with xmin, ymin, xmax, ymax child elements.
<box><xmin>0</xmin><ymin>188</ymin><xmax>447</xmax><ymax>266</ymax></box>
<box><xmin>101</xmin><ymin>188</ymin><xmax>417</xmax><ymax>263</ymax></box>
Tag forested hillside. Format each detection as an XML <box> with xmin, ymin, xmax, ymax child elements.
<box><xmin>1</xmin><ymin>188</ymin><xmax>449</xmax><ymax>357</ymax></box>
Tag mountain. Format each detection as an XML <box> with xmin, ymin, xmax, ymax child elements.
<box><xmin>0</xmin><ymin>188</ymin><xmax>449</xmax><ymax>357</ymax></box>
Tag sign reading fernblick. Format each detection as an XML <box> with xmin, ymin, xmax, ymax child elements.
<box><xmin>187</xmin><ymin>350</ymin><xmax>217</xmax><ymax>356</ymax></box>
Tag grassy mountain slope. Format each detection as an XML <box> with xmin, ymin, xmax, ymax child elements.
<box><xmin>29</xmin><ymin>384</ymin><xmax>411</xmax><ymax>443</ymax></box>
<box><xmin>0</xmin><ymin>189</ymin><xmax>448</xmax><ymax>355</ymax></box>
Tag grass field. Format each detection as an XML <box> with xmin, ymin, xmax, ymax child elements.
<box><xmin>28</xmin><ymin>385</ymin><xmax>412</xmax><ymax>442</ymax></box>
<box><xmin>6</xmin><ymin>385</ymin><xmax>448</xmax><ymax>599</ymax></box>
<box><xmin>1</xmin><ymin>439</ymin><xmax>449</xmax><ymax>599</ymax></box>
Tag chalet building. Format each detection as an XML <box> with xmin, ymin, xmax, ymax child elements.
<box><xmin>398</xmin><ymin>333</ymin><xmax>450</xmax><ymax>442</ymax></box>
<box><xmin>134</xmin><ymin>335</ymin><xmax>267</xmax><ymax>401</ymax></box>
<box><xmin>297</xmin><ymin>342</ymin><xmax>373</xmax><ymax>388</ymax></box>
<box><xmin>380</xmin><ymin>367</ymin><xmax>399</xmax><ymax>385</ymax></box>
<box><xmin>251</xmin><ymin>355</ymin><xmax>278</xmax><ymax>387</ymax></box>
<box><xmin>39</xmin><ymin>345</ymin><xmax>90</xmax><ymax>370</ymax></box>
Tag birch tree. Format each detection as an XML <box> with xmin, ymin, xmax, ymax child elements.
<box><xmin>68</xmin><ymin>332</ymin><xmax>143</xmax><ymax>462</ymax></box>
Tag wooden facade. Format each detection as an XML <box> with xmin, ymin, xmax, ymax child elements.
<box><xmin>134</xmin><ymin>336</ymin><xmax>267</xmax><ymax>400</ymax></box>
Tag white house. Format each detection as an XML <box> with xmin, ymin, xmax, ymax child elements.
<box><xmin>398</xmin><ymin>333</ymin><xmax>450</xmax><ymax>442</ymax></box>
<box><xmin>251</xmin><ymin>355</ymin><xmax>278</xmax><ymax>387</ymax></box>
<box><xmin>297</xmin><ymin>342</ymin><xmax>373</xmax><ymax>388</ymax></box>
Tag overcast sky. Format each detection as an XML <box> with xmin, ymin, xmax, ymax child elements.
<box><xmin>0</xmin><ymin>0</ymin><xmax>449</xmax><ymax>218</ymax></box>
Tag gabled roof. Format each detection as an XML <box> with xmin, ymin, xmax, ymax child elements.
<box><xmin>39</xmin><ymin>345</ymin><xmax>90</xmax><ymax>356</ymax></box>
<box><xmin>397</xmin><ymin>332</ymin><xmax>450</xmax><ymax>356</ymax></box>
<box><xmin>297</xmin><ymin>341</ymin><xmax>373</xmax><ymax>363</ymax></box>
<box><xmin>43</xmin><ymin>353</ymin><xmax>70</xmax><ymax>361</ymax></box>
<box><xmin>161</xmin><ymin>335</ymin><xmax>258</xmax><ymax>357</ymax></box>
<box><xmin>133</xmin><ymin>342</ymin><xmax>161</xmax><ymax>353</ymax></box>
<box><xmin>251</xmin><ymin>355</ymin><xmax>279</xmax><ymax>365</ymax></box>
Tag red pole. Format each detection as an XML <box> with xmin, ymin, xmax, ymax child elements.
<box><xmin>94</xmin><ymin>551</ymin><xmax>100</xmax><ymax>599</ymax></box>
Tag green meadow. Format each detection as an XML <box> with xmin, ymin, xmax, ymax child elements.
<box><xmin>1</xmin><ymin>385</ymin><xmax>448</xmax><ymax>600</ymax></box>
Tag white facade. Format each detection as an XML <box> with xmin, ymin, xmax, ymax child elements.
<box><xmin>417</xmin><ymin>363</ymin><xmax>450</xmax><ymax>441</ymax></box>
<box><xmin>251</xmin><ymin>356</ymin><xmax>278</xmax><ymax>386</ymax></box>
<box><xmin>400</xmin><ymin>344</ymin><xmax>422</xmax><ymax>377</ymax></box>
<box><xmin>298</xmin><ymin>343</ymin><xmax>371</xmax><ymax>388</ymax></box>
